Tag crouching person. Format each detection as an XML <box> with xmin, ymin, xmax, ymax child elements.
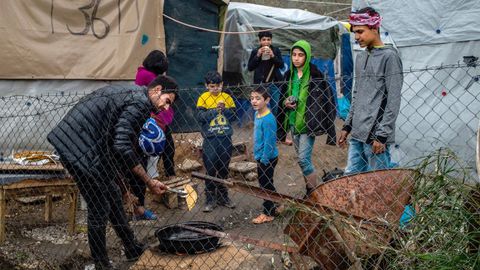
<box><xmin>47</xmin><ymin>75</ymin><xmax>178</xmax><ymax>269</ymax></box>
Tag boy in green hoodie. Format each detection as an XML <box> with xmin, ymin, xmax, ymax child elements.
<box><xmin>277</xmin><ymin>40</ymin><xmax>337</xmax><ymax>196</ymax></box>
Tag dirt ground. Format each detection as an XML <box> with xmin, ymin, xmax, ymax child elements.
<box><xmin>0</xmin><ymin>122</ymin><xmax>348</xmax><ymax>269</ymax></box>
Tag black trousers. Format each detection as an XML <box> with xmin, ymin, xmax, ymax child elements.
<box><xmin>202</xmin><ymin>136</ymin><xmax>232</xmax><ymax>204</ymax></box>
<box><xmin>63</xmin><ymin>161</ymin><xmax>137</xmax><ymax>264</ymax></box>
<box><xmin>257</xmin><ymin>157</ymin><xmax>278</xmax><ymax>216</ymax></box>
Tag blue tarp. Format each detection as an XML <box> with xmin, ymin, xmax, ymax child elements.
<box><xmin>341</xmin><ymin>33</ymin><xmax>354</xmax><ymax>102</ymax></box>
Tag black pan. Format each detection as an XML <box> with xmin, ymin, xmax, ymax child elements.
<box><xmin>155</xmin><ymin>221</ymin><xmax>223</xmax><ymax>254</ymax></box>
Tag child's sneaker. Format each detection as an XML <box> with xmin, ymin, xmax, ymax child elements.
<box><xmin>252</xmin><ymin>214</ymin><xmax>274</xmax><ymax>224</ymax></box>
<box><xmin>135</xmin><ymin>209</ymin><xmax>157</xmax><ymax>220</ymax></box>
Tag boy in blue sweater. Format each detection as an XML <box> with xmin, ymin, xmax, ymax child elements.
<box><xmin>251</xmin><ymin>87</ymin><xmax>279</xmax><ymax>224</ymax></box>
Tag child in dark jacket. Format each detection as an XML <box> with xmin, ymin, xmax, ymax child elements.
<box><xmin>196</xmin><ymin>71</ymin><xmax>236</xmax><ymax>212</ymax></box>
<box><xmin>277</xmin><ymin>40</ymin><xmax>337</xmax><ymax>196</ymax></box>
<box><xmin>250</xmin><ymin>87</ymin><xmax>279</xmax><ymax>224</ymax></box>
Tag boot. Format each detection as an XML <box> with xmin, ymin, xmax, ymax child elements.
<box><xmin>125</xmin><ymin>240</ymin><xmax>147</xmax><ymax>262</ymax></box>
<box><xmin>303</xmin><ymin>173</ymin><xmax>317</xmax><ymax>198</ymax></box>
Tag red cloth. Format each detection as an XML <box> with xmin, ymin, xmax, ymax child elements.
<box><xmin>135</xmin><ymin>66</ymin><xmax>157</xmax><ymax>87</ymax></box>
<box><xmin>151</xmin><ymin>109</ymin><xmax>174</xmax><ymax>131</ymax></box>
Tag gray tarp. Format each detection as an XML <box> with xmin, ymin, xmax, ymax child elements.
<box><xmin>223</xmin><ymin>2</ymin><xmax>345</xmax><ymax>84</ymax></box>
<box><xmin>352</xmin><ymin>0</ymin><xmax>480</xmax><ymax>180</ymax></box>
<box><xmin>0</xmin><ymin>80</ymin><xmax>132</xmax><ymax>153</ymax></box>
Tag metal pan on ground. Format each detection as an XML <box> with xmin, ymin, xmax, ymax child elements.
<box><xmin>155</xmin><ymin>221</ymin><xmax>223</xmax><ymax>255</ymax></box>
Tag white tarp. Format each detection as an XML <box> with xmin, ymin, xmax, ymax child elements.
<box><xmin>0</xmin><ymin>80</ymin><xmax>133</xmax><ymax>154</ymax></box>
<box><xmin>224</xmin><ymin>2</ymin><xmax>345</xmax><ymax>84</ymax></box>
<box><xmin>352</xmin><ymin>0</ymin><xmax>480</xmax><ymax>179</ymax></box>
<box><xmin>352</xmin><ymin>0</ymin><xmax>480</xmax><ymax>48</ymax></box>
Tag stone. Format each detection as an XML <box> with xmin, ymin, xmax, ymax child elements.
<box><xmin>229</xmin><ymin>161</ymin><xmax>257</xmax><ymax>173</ymax></box>
<box><xmin>178</xmin><ymin>159</ymin><xmax>202</xmax><ymax>172</ymax></box>
<box><xmin>245</xmin><ymin>172</ymin><xmax>257</xmax><ymax>182</ymax></box>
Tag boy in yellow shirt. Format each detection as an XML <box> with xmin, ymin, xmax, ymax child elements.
<box><xmin>196</xmin><ymin>71</ymin><xmax>236</xmax><ymax>212</ymax></box>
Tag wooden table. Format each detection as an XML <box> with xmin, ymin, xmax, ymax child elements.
<box><xmin>0</xmin><ymin>163</ymin><xmax>78</xmax><ymax>243</ymax></box>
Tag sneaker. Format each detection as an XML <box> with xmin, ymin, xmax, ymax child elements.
<box><xmin>203</xmin><ymin>203</ymin><xmax>216</xmax><ymax>212</ymax></box>
<box><xmin>125</xmin><ymin>241</ymin><xmax>147</xmax><ymax>262</ymax></box>
<box><xmin>218</xmin><ymin>200</ymin><xmax>236</xmax><ymax>209</ymax></box>
<box><xmin>135</xmin><ymin>209</ymin><xmax>157</xmax><ymax>221</ymax></box>
<box><xmin>252</xmin><ymin>214</ymin><xmax>274</xmax><ymax>224</ymax></box>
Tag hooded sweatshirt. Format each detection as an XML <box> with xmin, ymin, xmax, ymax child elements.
<box><xmin>277</xmin><ymin>40</ymin><xmax>337</xmax><ymax>145</ymax></box>
<box><xmin>285</xmin><ymin>40</ymin><xmax>312</xmax><ymax>134</ymax></box>
<box><xmin>342</xmin><ymin>45</ymin><xmax>403</xmax><ymax>144</ymax></box>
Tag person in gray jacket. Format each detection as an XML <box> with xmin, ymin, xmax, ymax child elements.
<box><xmin>337</xmin><ymin>7</ymin><xmax>403</xmax><ymax>174</ymax></box>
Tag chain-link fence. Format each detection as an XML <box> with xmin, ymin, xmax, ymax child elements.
<box><xmin>0</xmin><ymin>65</ymin><xmax>478</xmax><ymax>269</ymax></box>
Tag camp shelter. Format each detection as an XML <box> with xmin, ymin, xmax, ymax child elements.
<box><xmin>221</xmin><ymin>2</ymin><xmax>352</xmax><ymax>99</ymax></box>
<box><xmin>163</xmin><ymin>0</ymin><xmax>229</xmax><ymax>132</ymax></box>
<box><xmin>0</xmin><ymin>0</ymin><xmax>229</xmax><ymax>152</ymax></box>
<box><xmin>351</xmin><ymin>0</ymin><xmax>480</xmax><ymax>176</ymax></box>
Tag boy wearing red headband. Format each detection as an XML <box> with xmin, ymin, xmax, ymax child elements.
<box><xmin>338</xmin><ymin>7</ymin><xmax>403</xmax><ymax>174</ymax></box>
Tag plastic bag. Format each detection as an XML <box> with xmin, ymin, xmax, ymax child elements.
<box><xmin>337</xmin><ymin>95</ymin><xmax>351</xmax><ymax>120</ymax></box>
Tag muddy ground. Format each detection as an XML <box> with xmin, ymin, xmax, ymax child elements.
<box><xmin>0</xmin><ymin>123</ymin><xmax>347</xmax><ymax>269</ymax></box>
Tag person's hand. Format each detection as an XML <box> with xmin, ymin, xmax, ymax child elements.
<box><xmin>147</xmin><ymin>179</ymin><xmax>168</xmax><ymax>195</ymax></box>
<box><xmin>257</xmin><ymin>47</ymin><xmax>264</xmax><ymax>57</ymax></box>
<box><xmin>337</xmin><ymin>130</ymin><xmax>349</xmax><ymax>148</ymax></box>
<box><xmin>217</xmin><ymin>100</ymin><xmax>225</xmax><ymax>111</ymax></box>
<box><xmin>372</xmin><ymin>140</ymin><xmax>386</xmax><ymax>154</ymax></box>
<box><xmin>284</xmin><ymin>98</ymin><xmax>297</xmax><ymax>110</ymax></box>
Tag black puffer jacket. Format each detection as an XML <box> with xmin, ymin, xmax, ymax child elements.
<box><xmin>47</xmin><ymin>85</ymin><xmax>155</xmax><ymax>179</ymax></box>
<box><xmin>277</xmin><ymin>63</ymin><xmax>337</xmax><ymax>145</ymax></box>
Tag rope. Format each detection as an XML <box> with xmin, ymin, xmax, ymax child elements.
<box><xmin>162</xmin><ymin>13</ymin><xmax>291</xmax><ymax>35</ymax></box>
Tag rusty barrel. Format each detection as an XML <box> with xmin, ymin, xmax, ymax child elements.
<box><xmin>284</xmin><ymin>169</ymin><xmax>415</xmax><ymax>269</ymax></box>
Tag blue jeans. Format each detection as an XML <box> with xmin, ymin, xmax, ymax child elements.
<box><xmin>344</xmin><ymin>139</ymin><xmax>392</xmax><ymax>174</ymax></box>
<box><xmin>292</xmin><ymin>132</ymin><xmax>316</xmax><ymax>176</ymax></box>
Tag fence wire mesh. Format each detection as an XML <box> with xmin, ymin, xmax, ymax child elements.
<box><xmin>0</xmin><ymin>64</ymin><xmax>478</xmax><ymax>270</ymax></box>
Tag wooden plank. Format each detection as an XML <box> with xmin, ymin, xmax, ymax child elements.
<box><xmin>162</xmin><ymin>177</ymin><xmax>189</xmax><ymax>186</ymax></box>
<box><xmin>0</xmin><ymin>190</ymin><xmax>6</xmax><ymax>243</ymax></box>
<box><xmin>68</xmin><ymin>191</ymin><xmax>78</xmax><ymax>235</ymax></box>
<box><xmin>5</xmin><ymin>186</ymin><xmax>78</xmax><ymax>199</ymax></box>
<box><xmin>2</xmin><ymin>178</ymin><xmax>75</xmax><ymax>190</ymax></box>
<box><xmin>0</xmin><ymin>163</ymin><xmax>65</xmax><ymax>172</ymax></box>
<box><xmin>44</xmin><ymin>194</ymin><xmax>53</xmax><ymax>222</ymax></box>
<box><xmin>167</xmin><ymin>179</ymin><xmax>191</xmax><ymax>189</ymax></box>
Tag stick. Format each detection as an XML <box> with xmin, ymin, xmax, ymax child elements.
<box><xmin>178</xmin><ymin>224</ymin><xmax>298</xmax><ymax>253</ymax></box>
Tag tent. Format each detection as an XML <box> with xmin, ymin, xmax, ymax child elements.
<box><xmin>222</xmin><ymin>2</ymin><xmax>352</xmax><ymax>99</ymax></box>
<box><xmin>351</xmin><ymin>0</ymin><xmax>480</xmax><ymax>177</ymax></box>
<box><xmin>0</xmin><ymin>0</ymin><xmax>228</xmax><ymax>152</ymax></box>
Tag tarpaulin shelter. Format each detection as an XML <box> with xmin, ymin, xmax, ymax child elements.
<box><xmin>221</xmin><ymin>2</ymin><xmax>351</xmax><ymax>96</ymax></box>
<box><xmin>351</xmin><ymin>0</ymin><xmax>480</xmax><ymax>177</ymax></box>
<box><xmin>0</xmin><ymin>0</ymin><xmax>229</xmax><ymax>151</ymax></box>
